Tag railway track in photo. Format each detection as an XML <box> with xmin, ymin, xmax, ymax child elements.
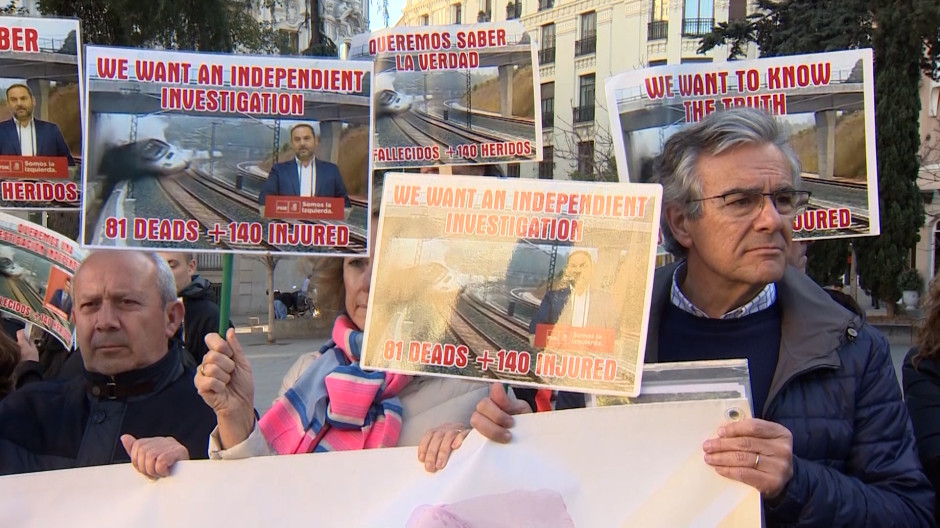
<box><xmin>800</xmin><ymin>174</ymin><xmax>868</xmax><ymax>191</ymax></box>
<box><xmin>797</xmin><ymin>174</ymin><xmax>872</xmax><ymax>235</ymax></box>
<box><xmin>439</xmin><ymin>102</ymin><xmax>537</xmax><ymax>138</ymax></box>
<box><xmin>406</xmin><ymin>109</ymin><xmax>517</xmax><ymax>145</ymax></box>
<box><xmin>389</xmin><ymin>115</ymin><xmax>452</xmax><ymax>152</ymax></box>
<box><xmin>447</xmin><ymin>289</ymin><xmax>542</xmax><ymax>385</ymax></box>
<box><xmin>155</xmin><ymin>175</ymin><xmax>281</xmax><ymax>252</ymax></box>
<box><xmin>8</xmin><ymin>279</ymin><xmax>43</xmax><ymax>311</ymax></box>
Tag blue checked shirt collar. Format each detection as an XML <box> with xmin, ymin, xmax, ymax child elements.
<box><xmin>670</xmin><ymin>263</ymin><xmax>776</xmax><ymax>319</ymax></box>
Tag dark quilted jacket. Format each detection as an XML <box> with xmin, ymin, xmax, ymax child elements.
<box><xmin>644</xmin><ymin>262</ymin><xmax>935</xmax><ymax>527</ymax></box>
<box><xmin>903</xmin><ymin>348</ymin><xmax>940</xmax><ymax>523</ymax></box>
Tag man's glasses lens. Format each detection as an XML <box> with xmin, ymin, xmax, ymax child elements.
<box><xmin>720</xmin><ymin>191</ymin><xmax>810</xmax><ymax>217</ymax></box>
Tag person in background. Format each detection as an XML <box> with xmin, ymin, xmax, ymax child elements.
<box><xmin>786</xmin><ymin>240</ymin><xmax>863</xmax><ymax>316</ymax></box>
<box><xmin>786</xmin><ymin>240</ymin><xmax>808</xmax><ymax>273</ymax></box>
<box><xmin>298</xmin><ymin>273</ymin><xmax>313</xmax><ymax>313</ymax></box>
<box><xmin>158</xmin><ymin>252</ymin><xmax>231</xmax><ymax>366</ymax></box>
<box><xmin>904</xmin><ymin>275</ymin><xmax>940</xmax><ymax>517</ymax></box>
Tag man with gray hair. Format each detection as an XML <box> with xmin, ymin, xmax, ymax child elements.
<box><xmin>0</xmin><ymin>250</ymin><xmax>215</xmax><ymax>475</ymax></box>
<box><xmin>471</xmin><ymin>107</ymin><xmax>934</xmax><ymax>525</ymax></box>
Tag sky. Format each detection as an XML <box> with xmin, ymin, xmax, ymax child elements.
<box><xmin>369</xmin><ymin>0</ymin><xmax>407</xmax><ymax>30</ymax></box>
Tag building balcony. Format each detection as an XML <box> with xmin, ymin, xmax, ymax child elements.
<box><xmin>197</xmin><ymin>253</ymin><xmax>223</xmax><ymax>271</ymax></box>
<box><xmin>682</xmin><ymin>18</ymin><xmax>714</xmax><ymax>37</ymax></box>
<box><xmin>542</xmin><ymin>111</ymin><xmax>553</xmax><ymax>128</ymax></box>
<box><xmin>506</xmin><ymin>1</ymin><xmax>521</xmax><ymax>19</ymax></box>
<box><xmin>538</xmin><ymin>160</ymin><xmax>554</xmax><ymax>179</ymax></box>
<box><xmin>647</xmin><ymin>20</ymin><xmax>668</xmax><ymax>40</ymax></box>
<box><xmin>573</xmin><ymin>104</ymin><xmax>595</xmax><ymax>124</ymax></box>
<box><xmin>575</xmin><ymin>34</ymin><xmax>596</xmax><ymax>57</ymax></box>
<box><xmin>538</xmin><ymin>47</ymin><xmax>555</xmax><ymax>65</ymax></box>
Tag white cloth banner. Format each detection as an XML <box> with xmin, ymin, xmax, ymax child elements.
<box><xmin>1</xmin><ymin>399</ymin><xmax>760</xmax><ymax>527</ymax></box>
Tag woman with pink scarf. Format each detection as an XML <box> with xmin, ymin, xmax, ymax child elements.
<box><xmin>125</xmin><ymin>217</ymin><xmax>492</xmax><ymax>478</ymax></box>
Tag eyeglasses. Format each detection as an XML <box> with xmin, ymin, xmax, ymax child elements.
<box><xmin>688</xmin><ymin>190</ymin><xmax>812</xmax><ymax>218</ymax></box>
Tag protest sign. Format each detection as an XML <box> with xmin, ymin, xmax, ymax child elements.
<box><xmin>81</xmin><ymin>46</ymin><xmax>373</xmax><ymax>256</ymax></box>
<box><xmin>0</xmin><ymin>212</ymin><xmax>82</xmax><ymax>348</ymax></box>
<box><xmin>0</xmin><ymin>16</ymin><xmax>82</xmax><ymax>210</ymax></box>
<box><xmin>606</xmin><ymin>49</ymin><xmax>877</xmax><ymax>240</ymax></box>
<box><xmin>362</xmin><ymin>173</ymin><xmax>661</xmax><ymax>397</ymax></box>
<box><xmin>350</xmin><ymin>21</ymin><xmax>541</xmax><ymax>170</ymax></box>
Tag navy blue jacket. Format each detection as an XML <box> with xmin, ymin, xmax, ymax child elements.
<box><xmin>0</xmin><ymin>344</ymin><xmax>216</xmax><ymax>475</ymax></box>
<box><xmin>643</xmin><ymin>262</ymin><xmax>935</xmax><ymax>526</ymax></box>
<box><xmin>0</xmin><ymin>118</ymin><xmax>75</xmax><ymax>165</ymax></box>
<box><xmin>258</xmin><ymin>158</ymin><xmax>350</xmax><ymax>207</ymax></box>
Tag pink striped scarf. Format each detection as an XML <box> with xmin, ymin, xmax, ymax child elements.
<box><xmin>259</xmin><ymin>315</ymin><xmax>412</xmax><ymax>453</ymax></box>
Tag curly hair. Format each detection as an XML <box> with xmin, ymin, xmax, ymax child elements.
<box><xmin>915</xmin><ymin>276</ymin><xmax>940</xmax><ymax>364</ymax></box>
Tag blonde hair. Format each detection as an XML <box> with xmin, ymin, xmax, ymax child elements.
<box><xmin>307</xmin><ymin>207</ymin><xmax>380</xmax><ymax>315</ymax></box>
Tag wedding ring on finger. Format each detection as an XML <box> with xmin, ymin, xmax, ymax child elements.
<box><xmin>198</xmin><ymin>364</ymin><xmax>205</xmax><ymax>376</ymax></box>
<box><xmin>753</xmin><ymin>453</ymin><xmax>761</xmax><ymax>470</ymax></box>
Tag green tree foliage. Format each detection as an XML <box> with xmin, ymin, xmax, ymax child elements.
<box><xmin>854</xmin><ymin>1</ymin><xmax>933</xmax><ymax>312</ymax></box>
<box><xmin>698</xmin><ymin>0</ymin><xmax>873</xmax><ymax>60</ymax></box>
<box><xmin>696</xmin><ymin>18</ymin><xmax>756</xmax><ymax>60</ymax></box>
<box><xmin>37</xmin><ymin>0</ymin><xmax>279</xmax><ymax>52</ymax></box>
<box><xmin>806</xmin><ymin>240</ymin><xmax>850</xmax><ymax>287</ymax></box>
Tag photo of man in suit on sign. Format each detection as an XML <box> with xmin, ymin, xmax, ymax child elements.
<box><xmin>529</xmin><ymin>249</ymin><xmax>617</xmax><ymax>334</ymax></box>
<box><xmin>0</xmin><ymin>84</ymin><xmax>74</xmax><ymax>164</ymax></box>
<box><xmin>258</xmin><ymin>123</ymin><xmax>350</xmax><ymax>213</ymax></box>
<box><xmin>49</xmin><ymin>276</ymin><xmax>72</xmax><ymax>317</ymax></box>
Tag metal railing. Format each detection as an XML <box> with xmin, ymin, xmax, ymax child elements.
<box><xmin>573</xmin><ymin>104</ymin><xmax>595</xmax><ymax>124</ymax></box>
<box><xmin>682</xmin><ymin>18</ymin><xmax>714</xmax><ymax>37</ymax></box>
<box><xmin>575</xmin><ymin>34</ymin><xmax>596</xmax><ymax>56</ymax></box>
<box><xmin>538</xmin><ymin>46</ymin><xmax>555</xmax><ymax>65</ymax></box>
<box><xmin>538</xmin><ymin>159</ymin><xmax>554</xmax><ymax>179</ymax></box>
<box><xmin>36</xmin><ymin>36</ymin><xmax>73</xmax><ymax>54</ymax></box>
<box><xmin>538</xmin><ymin>0</ymin><xmax>553</xmax><ymax>11</ymax></box>
<box><xmin>197</xmin><ymin>253</ymin><xmax>223</xmax><ymax>271</ymax></box>
<box><xmin>647</xmin><ymin>20</ymin><xmax>668</xmax><ymax>40</ymax></box>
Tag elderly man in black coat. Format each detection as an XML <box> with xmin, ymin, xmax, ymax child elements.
<box><xmin>0</xmin><ymin>250</ymin><xmax>216</xmax><ymax>475</ymax></box>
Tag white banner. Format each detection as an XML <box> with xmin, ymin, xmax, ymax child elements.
<box><xmin>1</xmin><ymin>396</ymin><xmax>759</xmax><ymax>527</ymax></box>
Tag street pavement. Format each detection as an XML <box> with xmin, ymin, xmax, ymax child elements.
<box><xmin>233</xmin><ymin>287</ymin><xmax>919</xmax><ymax>414</ymax></box>
<box><xmin>231</xmin><ymin>325</ymin><xmax>328</xmax><ymax>414</ymax></box>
